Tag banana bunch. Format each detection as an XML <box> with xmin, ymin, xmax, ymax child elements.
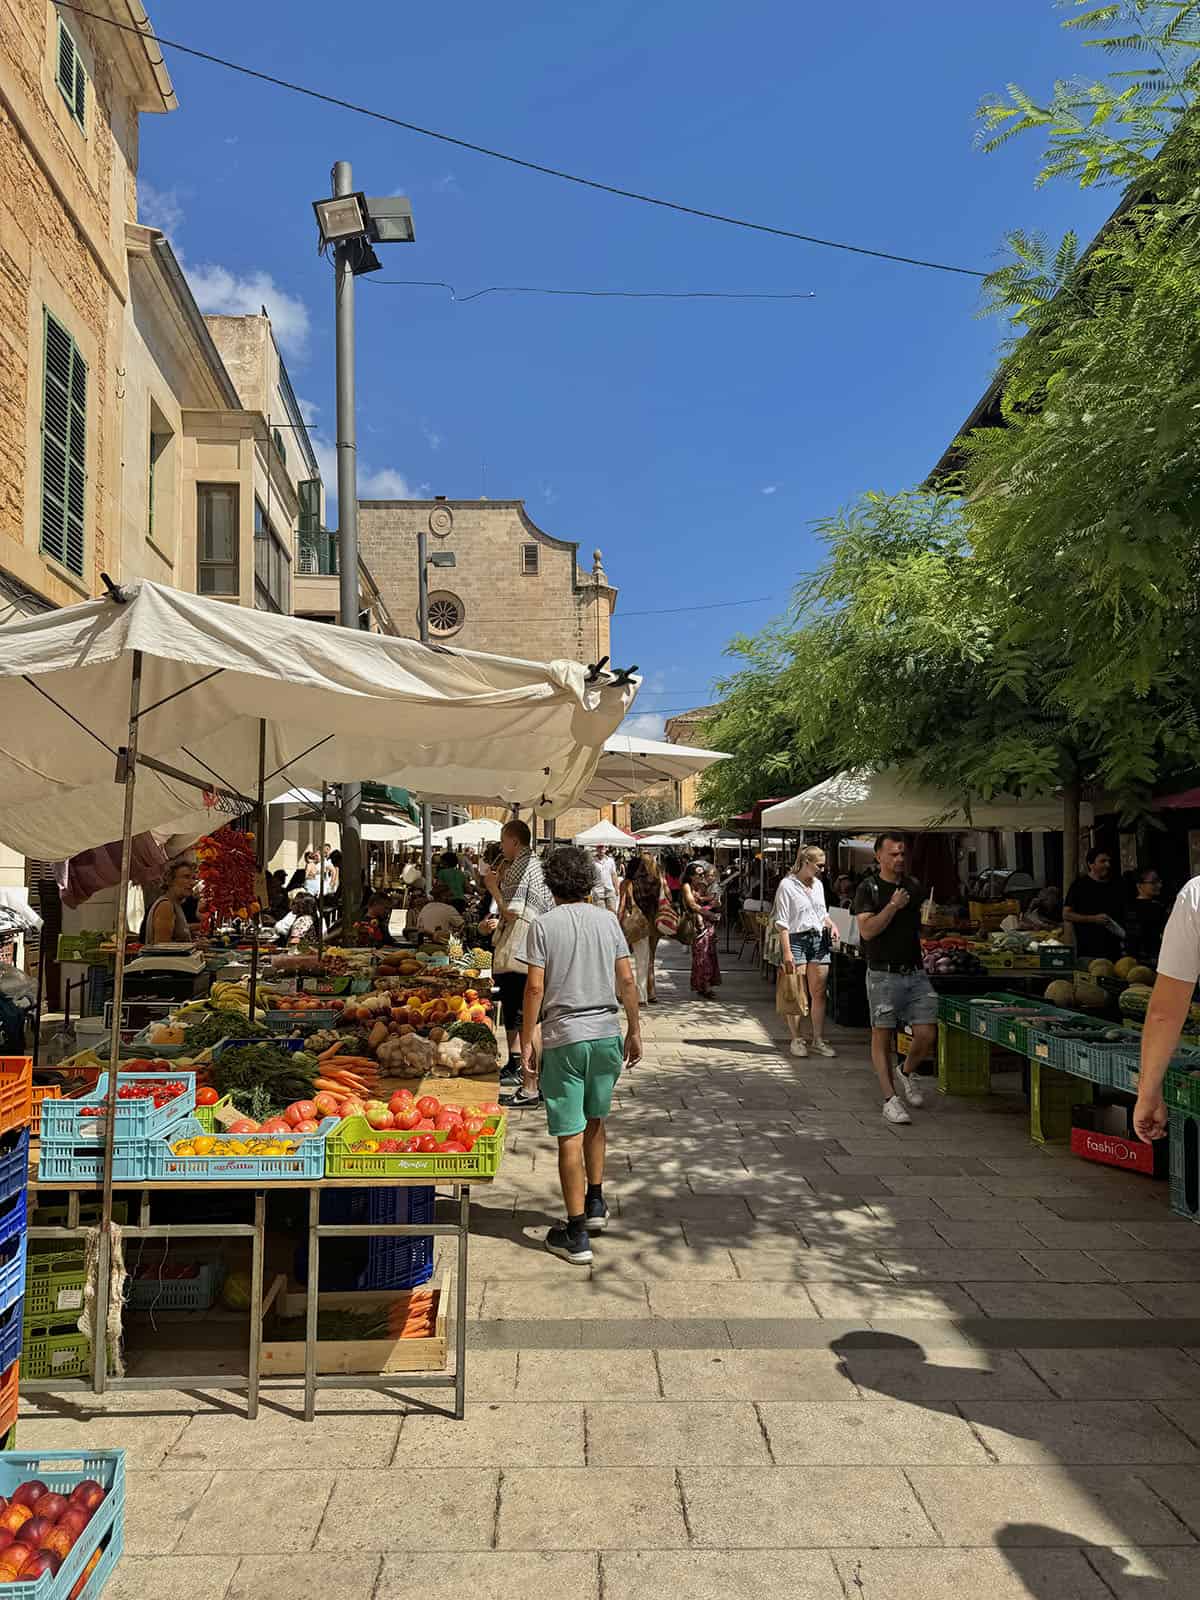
<box><xmin>210</xmin><ymin>980</ymin><xmax>253</xmax><ymax>1012</ymax></box>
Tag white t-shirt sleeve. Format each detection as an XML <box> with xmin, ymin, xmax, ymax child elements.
<box><xmin>772</xmin><ymin>878</ymin><xmax>796</xmax><ymax>929</ymax></box>
<box><xmin>1157</xmin><ymin>878</ymin><xmax>1200</xmax><ymax>986</ymax></box>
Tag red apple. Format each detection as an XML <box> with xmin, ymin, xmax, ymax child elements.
<box><xmin>55</xmin><ymin>1507</ymin><xmax>89</xmax><ymax>1539</ymax></box>
<box><xmin>0</xmin><ymin>1529</ymin><xmax>14</xmax><ymax>1552</ymax></box>
<box><xmin>9</xmin><ymin>1484</ymin><xmax>45</xmax><ymax>1511</ymax></box>
<box><xmin>21</xmin><ymin>1551</ymin><xmax>61</xmax><ymax>1579</ymax></box>
<box><xmin>16</xmin><ymin>1517</ymin><xmax>53</xmax><ymax>1548</ymax></box>
<box><xmin>31</xmin><ymin>1494</ymin><xmax>67</xmax><ymax>1525</ymax></box>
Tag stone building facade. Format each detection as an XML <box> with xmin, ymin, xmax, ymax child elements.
<box><xmin>358</xmin><ymin>499</ymin><xmax>624</xmax><ymax>838</ymax></box>
<box><xmin>664</xmin><ymin>704</ymin><xmax>720</xmax><ymax>817</ymax></box>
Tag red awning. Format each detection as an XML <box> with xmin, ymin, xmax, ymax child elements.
<box><xmin>1155</xmin><ymin>787</ymin><xmax>1200</xmax><ymax>810</ymax></box>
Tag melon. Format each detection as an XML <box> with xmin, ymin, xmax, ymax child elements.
<box><xmin>1114</xmin><ymin>956</ymin><xmax>1138</xmax><ymax>981</ymax></box>
<box><xmin>1127</xmin><ymin>965</ymin><xmax>1156</xmax><ymax>987</ymax></box>
<box><xmin>1088</xmin><ymin>959</ymin><xmax>1116</xmax><ymax>980</ymax></box>
<box><xmin>1073</xmin><ymin>979</ymin><xmax>1106</xmax><ymax>1011</ymax></box>
<box><xmin>1044</xmin><ymin>980</ymin><xmax>1075</xmax><ymax>1009</ymax></box>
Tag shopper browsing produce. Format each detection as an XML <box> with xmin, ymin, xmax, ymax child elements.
<box><xmin>521</xmin><ymin>845</ymin><xmax>642</xmax><ymax>1265</ymax></box>
<box><xmin>852</xmin><ymin>834</ymin><xmax>936</xmax><ymax>1125</ymax></box>
<box><xmin>483</xmin><ymin>820</ymin><xmax>553</xmax><ymax>1107</ymax></box>
<box><xmin>140</xmin><ymin>860</ymin><xmax>197</xmax><ymax>944</ymax></box>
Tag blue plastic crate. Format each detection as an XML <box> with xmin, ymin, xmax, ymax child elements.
<box><xmin>0</xmin><ymin>1448</ymin><xmax>125</xmax><ymax>1600</ymax></box>
<box><xmin>0</xmin><ymin>1128</ymin><xmax>28</xmax><ymax>1210</ymax></box>
<box><xmin>0</xmin><ymin>1190</ymin><xmax>27</xmax><ymax>1320</ymax></box>
<box><xmin>314</xmin><ymin>1186</ymin><xmax>436</xmax><ymax>1292</ymax></box>
<box><xmin>39</xmin><ymin>1071</ymin><xmax>195</xmax><ymax>1142</ymax></box>
<box><xmin>0</xmin><ymin>1299</ymin><xmax>24</xmax><ymax>1376</ymax></box>
<box><xmin>156</xmin><ymin>1116</ymin><xmax>338</xmax><ymax>1182</ymax></box>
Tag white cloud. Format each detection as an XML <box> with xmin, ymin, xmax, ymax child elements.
<box><xmin>296</xmin><ymin>395</ymin><xmax>320</xmax><ymax>426</ymax></box>
<box><xmin>620</xmin><ymin>711</ymin><xmax>667</xmax><ymax>740</ymax></box>
<box><xmin>761</xmin><ymin>484</ymin><xmax>779</xmax><ymax>495</ymax></box>
<box><xmin>139</xmin><ymin>181</ymin><xmax>185</xmax><ymax>235</ymax></box>
<box><xmin>360</xmin><ymin>466</ymin><xmax>420</xmax><ymax>497</ymax></box>
<box><xmin>183</xmin><ymin>261</ymin><xmax>311</xmax><ymax>359</ymax></box>
<box><xmin>541</xmin><ymin>481</ymin><xmax>558</xmax><ymax>504</ymax></box>
<box><xmin>432</xmin><ymin>173</ymin><xmax>459</xmax><ymax>194</ymax></box>
<box><xmin>311</xmin><ymin>432</ymin><xmax>425</xmax><ymax>514</ymax></box>
<box><xmin>421</xmin><ymin>422</ymin><xmax>444</xmax><ymax>452</ymax></box>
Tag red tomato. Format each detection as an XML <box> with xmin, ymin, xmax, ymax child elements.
<box><xmin>414</xmin><ymin>1118</ymin><xmax>435</xmax><ymax>1132</ymax></box>
<box><xmin>195</xmin><ymin>1087</ymin><xmax>219</xmax><ymax>1107</ymax></box>
<box><xmin>416</xmin><ymin>1095</ymin><xmax>441</xmax><ymax>1118</ymax></box>
<box><xmin>292</xmin><ymin>1119</ymin><xmax>320</xmax><ymax>1134</ymax></box>
<box><xmin>441</xmin><ymin>1140</ymin><xmax>467</xmax><ymax>1153</ymax></box>
<box><xmin>415</xmin><ymin>1135</ymin><xmax>438</xmax><ymax>1153</ymax></box>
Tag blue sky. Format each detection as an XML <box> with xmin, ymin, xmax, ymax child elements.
<box><xmin>137</xmin><ymin>0</ymin><xmax>1114</xmax><ymax>737</ymax></box>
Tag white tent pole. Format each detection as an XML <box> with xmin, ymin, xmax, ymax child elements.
<box><xmin>96</xmin><ymin>646</ymin><xmax>143</xmax><ymax>1393</ymax></box>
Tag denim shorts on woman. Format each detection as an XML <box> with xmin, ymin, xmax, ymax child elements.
<box><xmin>789</xmin><ymin>930</ymin><xmax>831</xmax><ymax>968</ymax></box>
<box><xmin>540</xmin><ymin>1036</ymin><xmax>624</xmax><ymax>1138</ymax></box>
<box><xmin>865</xmin><ymin>969</ymin><xmax>938</xmax><ymax>1028</ymax></box>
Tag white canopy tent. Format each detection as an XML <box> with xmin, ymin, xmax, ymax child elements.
<box><xmin>362</xmin><ymin>820</ymin><xmax>422</xmax><ymax>844</ymax></box>
<box><xmin>565</xmin><ymin>740</ymin><xmax>727</xmax><ymax>812</ymax></box>
<box><xmin>431</xmin><ymin>818</ymin><xmax>503</xmax><ymax>849</ymax></box>
<box><xmin>761</xmin><ymin>769</ymin><xmax>1090</xmax><ymax>834</ymax></box>
<box><xmin>571</xmin><ymin>820</ymin><xmax>638</xmax><ymax>846</ymax></box>
<box><xmin>0</xmin><ymin>582</ymin><xmax>636</xmax><ymax>860</ymax></box>
<box><xmin>637</xmin><ymin>813</ymin><xmax>707</xmax><ymax>839</ymax></box>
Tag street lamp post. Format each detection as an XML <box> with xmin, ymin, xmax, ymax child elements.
<box><xmin>416</xmin><ymin>536</ymin><xmax>456</xmax><ymax>889</ymax></box>
<box><xmin>312</xmin><ymin>168</ymin><xmax>416</xmax><ymax>928</ymax></box>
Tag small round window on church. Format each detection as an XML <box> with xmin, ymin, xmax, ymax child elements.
<box><xmin>427</xmin><ymin>591</ymin><xmax>464</xmax><ymax>636</ymax></box>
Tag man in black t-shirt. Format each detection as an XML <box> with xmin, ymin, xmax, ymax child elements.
<box><xmin>852</xmin><ymin>834</ymin><xmax>938</xmax><ymax>1126</ymax></box>
<box><xmin>1064</xmin><ymin>847</ymin><xmax>1124</xmax><ymax>962</ymax></box>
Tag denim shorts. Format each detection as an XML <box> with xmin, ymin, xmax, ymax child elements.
<box><xmin>789</xmin><ymin>930</ymin><xmax>831</xmax><ymax>968</ymax></box>
<box><xmin>866</xmin><ymin>969</ymin><xmax>938</xmax><ymax>1029</ymax></box>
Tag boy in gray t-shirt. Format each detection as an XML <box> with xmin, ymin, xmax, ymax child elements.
<box><xmin>522</xmin><ymin>847</ymin><xmax>643</xmax><ymax>1265</ymax></box>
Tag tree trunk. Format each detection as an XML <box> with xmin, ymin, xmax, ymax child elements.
<box><xmin>1063</xmin><ymin>778</ymin><xmax>1081</xmax><ymax>950</ymax></box>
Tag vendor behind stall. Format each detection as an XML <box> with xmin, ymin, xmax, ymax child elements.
<box><xmin>1064</xmin><ymin>848</ymin><xmax>1124</xmax><ymax>961</ymax></box>
<box><xmin>356</xmin><ymin>891</ymin><xmax>399</xmax><ymax>947</ymax></box>
<box><xmin>140</xmin><ymin>861</ymin><xmax>196</xmax><ymax>944</ymax></box>
<box><xmin>416</xmin><ymin>883</ymin><xmax>464</xmax><ymax>943</ymax></box>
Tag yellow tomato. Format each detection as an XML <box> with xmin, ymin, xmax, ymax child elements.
<box><xmin>227</xmin><ymin>1140</ymin><xmax>247</xmax><ymax>1155</ymax></box>
<box><xmin>193</xmin><ymin>1136</ymin><xmax>215</xmax><ymax>1156</ymax></box>
<box><xmin>173</xmin><ymin>1142</ymin><xmax>196</xmax><ymax>1157</ymax></box>
<box><xmin>362</xmin><ymin>1139</ymin><xmax>380</xmax><ymax>1153</ymax></box>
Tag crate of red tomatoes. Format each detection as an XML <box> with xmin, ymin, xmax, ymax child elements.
<box><xmin>38</xmin><ymin>1073</ymin><xmax>195</xmax><ymax>1144</ymax></box>
<box><xmin>0</xmin><ymin>1448</ymin><xmax>125</xmax><ymax>1598</ymax></box>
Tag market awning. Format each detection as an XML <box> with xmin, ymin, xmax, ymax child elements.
<box><xmin>431</xmin><ymin>818</ymin><xmax>504</xmax><ymax>848</ymax></box>
<box><xmin>635</xmin><ymin>813</ymin><xmax>707</xmax><ymax>838</ymax></box>
<box><xmin>566</xmin><ymin>737</ymin><xmax>728</xmax><ymax>811</ymax></box>
<box><xmin>761</xmin><ymin>769</ymin><xmax>1089</xmax><ymax>833</ymax></box>
<box><xmin>571</xmin><ymin>820</ymin><xmax>638</xmax><ymax>846</ymax></box>
<box><xmin>0</xmin><ymin>581</ymin><xmax>637</xmax><ymax>861</ymax></box>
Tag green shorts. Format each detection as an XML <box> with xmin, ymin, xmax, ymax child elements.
<box><xmin>540</xmin><ymin>1036</ymin><xmax>623</xmax><ymax>1138</ymax></box>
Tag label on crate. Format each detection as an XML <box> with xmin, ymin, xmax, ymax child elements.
<box><xmin>1035</xmin><ymin>1043</ymin><xmax>1049</xmax><ymax>1059</ymax></box>
<box><xmin>56</xmin><ymin>1287</ymin><xmax>83</xmax><ymax>1311</ymax></box>
<box><xmin>51</xmin><ymin>1349</ymin><xmax>76</xmax><ymax>1368</ymax></box>
<box><xmin>975</xmin><ymin>1021</ymin><xmax>988</xmax><ymax>1036</ymax></box>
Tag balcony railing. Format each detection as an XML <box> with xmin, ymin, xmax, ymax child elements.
<box><xmin>298</xmin><ymin>531</ymin><xmax>339</xmax><ymax>576</ymax></box>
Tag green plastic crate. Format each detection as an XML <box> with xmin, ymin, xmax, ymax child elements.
<box><xmin>193</xmin><ymin>1095</ymin><xmax>233</xmax><ymax>1134</ymax></box>
<box><xmin>1170</xmin><ymin>1107</ymin><xmax>1200</xmax><ymax>1220</ymax></box>
<box><xmin>21</xmin><ymin>1315</ymin><xmax>91</xmax><ymax>1380</ymax></box>
<box><xmin>937</xmin><ymin>1024</ymin><xmax>992</xmax><ymax>1098</ymax></box>
<box><xmin>937</xmin><ymin>996</ymin><xmax>973</xmax><ymax>1031</ymax></box>
<box><xmin>25</xmin><ymin>1246</ymin><xmax>87</xmax><ymax>1317</ymax></box>
<box><xmin>1030</xmin><ymin>1060</ymin><xmax>1093</xmax><ymax>1144</ymax></box>
<box><xmin>325</xmin><ymin>1114</ymin><xmax>507</xmax><ymax>1180</ymax></box>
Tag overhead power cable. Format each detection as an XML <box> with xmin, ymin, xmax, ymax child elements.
<box><xmin>364</xmin><ymin>280</ymin><xmax>817</xmax><ymax>304</ymax></box>
<box><xmin>58</xmin><ymin>2</ymin><xmax>988</xmax><ymax>280</ymax></box>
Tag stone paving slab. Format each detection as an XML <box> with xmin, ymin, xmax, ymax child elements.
<box><xmin>601</xmin><ymin>1549</ymin><xmax>843</xmax><ymax>1600</ymax></box>
<box><xmin>680</xmin><ymin>1464</ymin><xmax>940</xmax><ymax>1547</ymax></box>
<box><xmin>905</xmin><ymin>1465</ymin><xmax>1197</xmax><ymax>1545</ymax></box>
<box><xmin>833</xmin><ymin>1547</ymin><xmax>1111</xmax><ymax>1599</ymax></box>
<box><xmin>376</xmin><ymin>1552</ymin><xmax>600</xmax><ymax>1600</ymax></box>
<box><xmin>585</xmin><ymin>1400</ymin><xmax>770</xmax><ymax>1466</ymax></box>
<box><xmin>497</xmin><ymin>1467</ymin><xmax>687</xmax><ymax>1549</ymax></box>
<box><xmin>1021</xmin><ymin>1347</ymin><xmax>1200</xmax><ymax>1400</ymax></box>
<box><xmin>758</xmin><ymin>1397</ymin><xmax>990</xmax><ymax>1464</ymax></box>
<box><xmin>961</xmin><ymin>1399</ymin><xmax>1200</xmax><ymax>1464</ymax></box>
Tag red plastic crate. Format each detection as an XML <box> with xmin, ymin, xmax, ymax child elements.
<box><xmin>0</xmin><ymin>1059</ymin><xmax>32</xmax><ymax>1137</ymax></box>
<box><xmin>1070</xmin><ymin>1124</ymin><xmax>1164</xmax><ymax>1177</ymax></box>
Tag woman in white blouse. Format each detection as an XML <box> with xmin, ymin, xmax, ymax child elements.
<box><xmin>772</xmin><ymin>845</ymin><xmax>840</xmax><ymax>1058</ymax></box>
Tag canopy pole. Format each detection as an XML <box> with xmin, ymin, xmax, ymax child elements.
<box><xmin>96</xmin><ymin>648</ymin><xmax>143</xmax><ymax>1393</ymax></box>
<box><xmin>247</xmin><ymin>720</ymin><xmax>266</xmax><ymax>1019</ymax></box>
<box><xmin>317</xmin><ymin>784</ymin><xmax>327</xmax><ymax>960</ymax></box>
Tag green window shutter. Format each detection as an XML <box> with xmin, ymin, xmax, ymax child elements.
<box><xmin>56</xmin><ymin>19</ymin><xmax>86</xmax><ymax>128</ymax></box>
<box><xmin>40</xmin><ymin>310</ymin><xmax>87</xmax><ymax>577</ymax></box>
<box><xmin>297</xmin><ymin>477</ymin><xmax>320</xmax><ymax>535</ymax></box>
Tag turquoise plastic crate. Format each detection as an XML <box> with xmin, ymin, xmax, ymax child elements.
<box><xmin>37</xmin><ymin>1134</ymin><xmax>160</xmax><ymax>1184</ymax></box>
<box><xmin>0</xmin><ymin>1448</ymin><xmax>124</xmax><ymax>1600</ymax></box>
<box><xmin>156</xmin><ymin>1115</ymin><xmax>338</xmax><ymax>1182</ymax></box>
<box><xmin>125</xmin><ymin>1257</ymin><xmax>223</xmax><ymax>1311</ymax></box>
<box><xmin>39</xmin><ymin>1071</ymin><xmax>195</xmax><ymax>1141</ymax></box>
<box><xmin>264</xmin><ymin>1009</ymin><xmax>338</xmax><ymax>1034</ymax></box>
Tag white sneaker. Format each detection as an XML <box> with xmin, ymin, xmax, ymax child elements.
<box><xmin>895</xmin><ymin>1068</ymin><xmax>925</xmax><ymax>1108</ymax></box>
<box><xmin>810</xmin><ymin>1038</ymin><xmax>837</xmax><ymax>1058</ymax></box>
<box><xmin>790</xmin><ymin>1038</ymin><xmax>808</xmax><ymax>1058</ymax></box>
<box><xmin>882</xmin><ymin>1094</ymin><xmax>912</xmax><ymax>1125</ymax></box>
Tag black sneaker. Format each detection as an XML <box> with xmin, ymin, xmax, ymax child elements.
<box><xmin>545</xmin><ymin>1224</ymin><xmax>592</xmax><ymax>1265</ymax></box>
<box><xmin>584</xmin><ymin>1197</ymin><xmax>610</xmax><ymax>1233</ymax></box>
<box><xmin>498</xmin><ymin>1061</ymin><xmax>521</xmax><ymax>1088</ymax></box>
<box><xmin>500</xmin><ymin>1085</ymin><xmax>542</xmax><ymax>1109</ymax></box>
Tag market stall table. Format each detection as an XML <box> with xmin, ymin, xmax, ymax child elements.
<box><xmin>24</xmin><ymin>1169</ymin><xmax>484</xmax><ymax>1422</ymax></box>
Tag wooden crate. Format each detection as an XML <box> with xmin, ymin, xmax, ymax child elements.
<box><xmin>258</xmin><ymin>1270</ymin><xmax>448</xmax><ymax>1376</ymax></box>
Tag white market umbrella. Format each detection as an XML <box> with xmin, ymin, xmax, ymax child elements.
<box><xmin>431</xmin><ymin>817</ymin><xmax>504</xmax><ymax>849</ymax></box>
<box><xmin>565</xmin><ymin>740</ymin><xmax>728</xmax><ymax>811</ymax></box>
<box><xmin>761</xmin><ymin>769</ymin><xmax>1092</xmax><ymax>834</ymax></box>
<box><xmin>571</xmin><ymin>820</ymin><xmax>638</xmax><ymax>846</ymax></box>
<box><xmin>0</xmin><ymin>581</ymin><xmax>636</xmax><ymax>860</ymax></box>
<box><xmin>361</xmin><ymin>820</ymin><xmax>421</xmax><ymax>844</ymax></box>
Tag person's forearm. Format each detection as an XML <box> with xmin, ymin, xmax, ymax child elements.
<box><xmin>1063</xmin><ymin>908</ymin><xmax>1104</xmax><ymax>925</ymax></box>
<box><xmin>1140</xmin><ymin>975</ymin><xmax>1193</xmax><ymax>1098</ymax></box>
<box><xmin>520</xmin><ymin>979</ymin><xmax>544</xmax><ymax>1056</ymax></box>
<box><xmin>617</xmin><ymin>974</ymin><xmax>641</xmax><ymax>1031</ymax></box>
<box><xmin>856</xmin><ymin>902</ymin><xmax>898</xmax><ymax>941</ymax></box>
